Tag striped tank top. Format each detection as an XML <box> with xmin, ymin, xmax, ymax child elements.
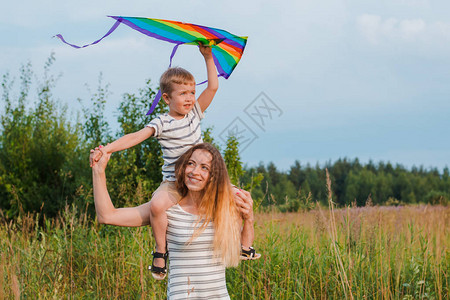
<box><xmin>166</xmin><ymin>204</ymin><xmax>230</xmax><ymax>300</ymax></box>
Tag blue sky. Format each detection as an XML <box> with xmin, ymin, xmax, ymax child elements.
<box><xmin>1</xmin><ymin>0</ymin><xmax>449</xmax><ymax>172</ymax></box>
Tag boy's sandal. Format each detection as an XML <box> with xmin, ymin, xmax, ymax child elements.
<box><xmin>148</xmin><ymin>251</ymin><xmax>168</xmax><ymax>280</ymax></box>
<box><xmin>240</xmin><ymin>246</ymin><xmax>261</xmax><ymax>261</ymax></box>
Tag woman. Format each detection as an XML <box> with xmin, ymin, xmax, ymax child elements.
<box><xmin>91</xmin><ymin>143</ymin><xmax>257</xmax><ymax>299</ymax></box>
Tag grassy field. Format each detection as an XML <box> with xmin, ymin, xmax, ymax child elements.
<box><xmin>1</xmin><ymin>203</ymin><xmax>448</xmax><ymax>299</ymax></box>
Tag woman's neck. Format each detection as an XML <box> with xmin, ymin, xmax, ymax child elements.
<box><xmin>179</xmin><ymin>191</ymin><xmax>203</xmax><ymax>214</ymax></box>
<box><xmin>187</xmin><ymin>190</ymin><xmax>203</xmax><ymax>206</ymax></box>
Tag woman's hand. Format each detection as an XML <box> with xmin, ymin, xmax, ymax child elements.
<box><xmin>89</xmin><ymin>146</ymin><xmax>103</xmax><ymax>167</ymax></box>
<box><xmin>90</xmin><ymin>146</ymin><xmax>111</xmax><ymax>172</ymax></box>
<box><xmin>234</xmin><ymin>188</ymin><xmax>254</xmax><ymax>222</ymax></box>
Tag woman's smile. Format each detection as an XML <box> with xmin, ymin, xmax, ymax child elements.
<box><xmin>184</xmin><ymin>149</ymin><xmax>212</xmax><ymax>191</ymax></box>
<box><xmin>187</xmin><ymin>176</ymin><xmax>201</xmax><ymax>184</ymax></box>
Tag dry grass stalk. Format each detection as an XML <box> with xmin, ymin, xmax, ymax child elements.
<box><xmin>11</xmin><ymin>273</ymin><xmax>20</xmax><ymax>300</ymax></box>
<box><xmin>0</xmin><ymin>252</ymin><xmax>4</xmax><ymax>300</ymax></box>
<box><xmin>325</xmin><ymin>168</ymin><xmax>353</xmax><ymax>300</ymax></box>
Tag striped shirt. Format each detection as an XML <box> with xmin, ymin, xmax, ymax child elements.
<box><xmin>166</xmin><ymin>204</ymin><xmax>230</xmax><ymax>300</ymax></box>
<box><xmin>146</xmin><ymin>102</ymin><xmax>204</xmax><ymax>181</ymax></box>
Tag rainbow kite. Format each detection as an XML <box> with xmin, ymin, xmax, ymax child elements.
<box><xmin>55</xmin><ymin>16</ymin><xmax>248</xmax><ymax>114</ymax></box>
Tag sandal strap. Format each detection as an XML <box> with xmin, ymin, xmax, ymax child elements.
<box><xmin>152</xmin><ymin>251</ymin><xmax>168</xmax><ymax>259</ymax></box>
<box><xmin>241</xmin><ymin>246</ymin><xmax>256</xmax><ymax>258</ymax></box>
<box><xmin>150</xmin><ymin>265</ymin><xmax>166</xmax><ymax>274</ymax></box>
<box><xmin>150</xmin><ymin>251</ymin><xmax>168</xmax><ymax>274</ymax></box>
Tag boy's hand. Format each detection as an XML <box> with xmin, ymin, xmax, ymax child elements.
<box><xmin>196</xmin><ymin>41</ymin><xmax>218</xmax><ymax>112</ymax></box>
<box><xmin>198</xmin><ymin>43</ymin><xmax>213</xmax><ymax>59</ymax></box>
<box><xmin>234</xmin><ymin>188</ymin><xmax>254</xmax><ymax>222</ymax></box>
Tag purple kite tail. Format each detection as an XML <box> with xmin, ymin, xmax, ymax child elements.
<box><xmin>146</xmin><ymin>90</ymin><xmax>162</xmax><ymax>115</ymax></box>
<box><xmin>54</xmin><ymin>20</ymin><xmax>122</xmax><ymax>48</ymax></box>
<box><xmin>146</xmin><ymin>43</ymin><xmax>181</xmax><ymax>115</ymax></box>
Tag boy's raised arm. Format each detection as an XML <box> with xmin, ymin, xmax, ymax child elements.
<box><xmin>197</xmin><ymin>44</ymin><xmax>219</xmax><ymax>112</ymax></box>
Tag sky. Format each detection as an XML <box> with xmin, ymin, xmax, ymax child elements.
<box><xmin>1</xmin><ymin>0</ymin><xmax>449</xmax><ymax>172</ymax></box>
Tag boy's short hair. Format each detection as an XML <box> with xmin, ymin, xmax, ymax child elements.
<box><xmin>160</xmin><ymin>67</ymin><xmax>195</xmax><ymax>96</ymax></box>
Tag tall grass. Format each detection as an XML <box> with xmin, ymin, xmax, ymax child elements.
<box><xmin>1</xmin><ymin>201</ymin><xmax>448</xmax><ymax>299</ymax></box>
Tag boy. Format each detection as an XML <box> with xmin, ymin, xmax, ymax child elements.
<box><xmin>91</xmin><ymin>44</ymin><xmax>218</xmax><ymax>280</ymax></box>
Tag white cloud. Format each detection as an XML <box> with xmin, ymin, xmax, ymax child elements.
<box><xmin>356</xmin><ymin>14</ymin><xmax>429</xmax><ymax>44</ymax></box>
<box><xmin>399</xmin><ymin>19</ymin><xmax>426</xmax><ymax>39</ymax></box>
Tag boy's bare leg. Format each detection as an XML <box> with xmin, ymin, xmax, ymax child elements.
<box><xmin>149</xmin><ymin>191</ymin><xmax>176</xmax><ymax>273</ymax></box>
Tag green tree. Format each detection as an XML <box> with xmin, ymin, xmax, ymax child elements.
<box><xmin>374</xmin><ymin>172</ymin><xmax>393</xmax><ymax>205</ymax></box>
<box><xmin>329</xmin><ymin>158</ymin><xmax>354</xmax><ymax>206</ymax></box>
<box><xmin>267</xmin><ymin>162</ymin><xmax>280</xmax><ymax>187</ymax></box>
<box><xmin>223</xmin><ymin>135</ymin><xmax>244</xmax><ymax>186</ymax></box>
<box><xmin>202</xmin><ymin>126</ymin><xmax>221</xmax><ymax>151</ymax></box>
<box><xmin>288</xmin><ymin>160</ymin><xmax>304</xmax><ymax>188</ymax></box>
<box><xmin>272</xmin><ymin>174</ymin><xmax>297</xmax><ymax>207</ymax></box>
<box><xmin>0</xmin><ymin>54</ymin><xmax>87</xmax><ymax>217</ymax></box>
<box><xmin>343</xmin><ymin>169</ymin><xmax>377</xmax><ymax>206</ymax></box>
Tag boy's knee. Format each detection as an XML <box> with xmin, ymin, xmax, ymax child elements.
<box><xmin>150</xmin><ymin>193</ymin><xmax>171</xmax><ymax>215</ymax></box>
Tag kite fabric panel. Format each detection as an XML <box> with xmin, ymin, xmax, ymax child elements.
<box><xmin>55</xmin><ymin>16</ymin><xmax>248</xmax><ymax>114</ymax></box>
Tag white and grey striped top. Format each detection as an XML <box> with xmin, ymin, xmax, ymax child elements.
<box><xmin>166</xmin><ymin>204</ymin><xmax>230</xmax><ymax>300</ymax></box>
<box><xmin>146</xmin><ymin>101</ymin><xmax>204</xmax><ymax>181</ymax></box>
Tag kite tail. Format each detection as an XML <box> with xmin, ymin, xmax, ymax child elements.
<box><xmin>54</xmin><ymin>20</ymin><xmax>122</xmax><ymax>49</ymax></box>
<box><xmin>146</xmin><ymin>43</ymin><xmax>181</xmax><ymax>115</ymax></box>
<box><xmin>146</xmin><ymin>90</ymin><xmax>162</xmax><ymax>115</ymax></box>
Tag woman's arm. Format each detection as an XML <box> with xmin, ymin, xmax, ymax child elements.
<box><xmin>234</xmin><ymin>189</ymin><xmax>255</xmax><ymax>248</ymax></box>
<box><xmin>91</xmin><ymin>149</ymin><xmax>151</xmax><ymax>227</ymax></box>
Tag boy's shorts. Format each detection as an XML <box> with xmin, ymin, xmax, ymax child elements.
<box><xmin>152</xmin><ymin>180</ymin><xmax>182</xmax><ymax>204</ymax></box>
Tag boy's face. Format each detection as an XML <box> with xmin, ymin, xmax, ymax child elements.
<box><xmin>163</xmin><ymin>82</ymin><xmax>196</xmax><ymax>119</ymax></box>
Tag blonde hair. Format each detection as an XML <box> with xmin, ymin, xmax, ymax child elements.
<box><xmin>175</xmin><ymin>143</ymin><xmax>241</xmax><ymax>267</ymax></box>
<box><xmin>160</xmin><ymin>67</ymin><xmax>195</xmax><ymax>97</ymax></box>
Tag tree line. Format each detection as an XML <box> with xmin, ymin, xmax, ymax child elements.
<box><xmin>0</xmin><ymin>55</ymin><xmax>448</xmax><ymax>219</ymax></box>
<box><xmin>240</xmin><ymin>158</ymin><xmax>449</xmax><ymax>212</ymax></box>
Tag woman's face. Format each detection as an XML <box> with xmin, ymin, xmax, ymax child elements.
<box><xmin>184</xmin><ymin>149</ymin><xmax>212</xmax><ymax>192</ymax></box>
